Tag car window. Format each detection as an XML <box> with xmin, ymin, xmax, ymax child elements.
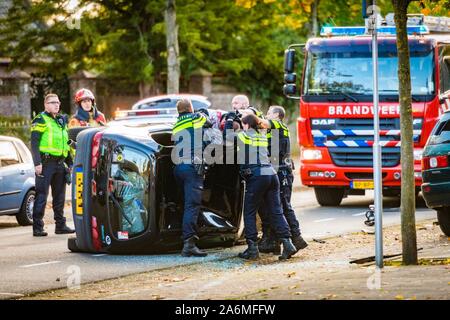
<box><xmin>110</xmin><ymin>146</ymin><xmax>150</xmax><ymax>238</ymax></box>
<box><xmin>0</xmin><ymin>141</ymin><xmax>21</xmax><ymax>167</ymax></box>
<box><xmin>192</xmin><ymin>100</ymin><xmax>209</xmax><ymax>110</ymax></box>
<box><xmin>137</xmin><ymin>99</ymin><xmax>175</xmax><ymax>109</ymax></box>
<box><xmin>429</xmin><ymin>119</ymin><xmax>450</xmax><ymax>145</ymax></box>
<box><xmin>13</xmin><ymin>141</ymin><xmax>31</xmax><ymax>164</ymax></box>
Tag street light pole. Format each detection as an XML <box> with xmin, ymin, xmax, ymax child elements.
<box><xmin>369</xmin><ymin>0</ymin><xmax>384</xmax><ymax>269</ymax></box>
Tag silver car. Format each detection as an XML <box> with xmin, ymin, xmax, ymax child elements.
<box><xmin>0</xmin><ymin>135</ymin><xmax>35</xmax><ymax>225</ymax></box>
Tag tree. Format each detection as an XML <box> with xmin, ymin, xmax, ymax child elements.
<box><xmin>392</xmin><ymin>0</ymin><xmax>418</xmax><ymax>265</ymax></box>
<box><xmin>165</xmin><ymin>0</ymin><xmax>180</xmax><ymax>94</ymax></box>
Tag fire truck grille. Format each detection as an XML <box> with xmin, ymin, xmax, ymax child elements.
<box><xmin>328</xmin><ymin>147</ymin><xmax>400</xmax><ymax>167</ymax></box>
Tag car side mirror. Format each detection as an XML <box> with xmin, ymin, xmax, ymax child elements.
<box><xmin>283</xmin><ymin>84</ymin><xmax>297</xmax><ymax>96</ymax></box>
<box><xmin>284</xmin><ymin>73</ymin><xmax>297</xmax><ymax>84</ymax></box>
<box><xmin>284</xmin><ymin>49</ymin><xmax>296</xmax><ymax>73</ymax></box>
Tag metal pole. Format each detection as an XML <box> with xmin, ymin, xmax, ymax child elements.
<box><xmin>371</xmin><ymin>0</ymin><xmax>384</xmax><ymax>268</ymax></box>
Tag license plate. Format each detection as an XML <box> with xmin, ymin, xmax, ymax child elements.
<box><xmin>75</xmin><ymin>167</ymin><xmax>83</xmax><ymax>215</ymax></box>
<box><xmin>350</xmin><ymin>180</ymin><xmax>374</xmax><ymax>189</ymax></box>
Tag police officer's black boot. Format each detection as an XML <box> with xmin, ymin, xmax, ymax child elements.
<box><xmin>181</xmin><ymin>236</ymin><xmax>207</xmax><ymax>257</ymax></box>
<box><xmin>292</xmin><ymin>234</ymin><xmax>308</xmax><ymax>253</ymax></box>
<box><xmin>55</xmin><ymin>224</ymin><xmax>75</xmax><ymax>234</ymax></box>
<box><xmin>258</xmin><ymin>229</ymin><xmax>281</xmax><ymax>254</ymax></box>
<box><xmin>238</xmin><ymin>239</ymin><xmax>259</xmax><ymax>260</ymax></box>
<box><xmin>258</xmin><ymin>231</ymin><xmax>273</xmax><ymax>252</ymax></box>
<box><xmin>33</xmin><ymin>229</ymin><xmax>48</xmax><ymax>237</ymax></box>
<box><xmin>279</xmin><ymin>238</ymin><xmax>297</xmax><ymax>261</ymax></box>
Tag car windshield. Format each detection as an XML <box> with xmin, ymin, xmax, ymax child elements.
<box><xmin>109</xmin><ymin>146</ymin><xmax>150</xmax><ymax>238</ymax></box>
<box><xmin>304</xmin><ymin>40</ymin><xmax>435</xmax><ymax>97</ymax></box>
<box><xmin>428</xmin><ymin>119</ymin><xmax>450</xmax><ymax>145</ymax></box>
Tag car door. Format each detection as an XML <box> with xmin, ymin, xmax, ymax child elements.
<box><xmin>0</xmin><ymin>140</ymin><xmax>26</xmax><ymax>212</ymax></box>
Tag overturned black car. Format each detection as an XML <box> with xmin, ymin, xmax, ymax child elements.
<box><xmin>68</xmin><ymin>124</ymin><xmax>244</xmax><ymax>254</ymax></box>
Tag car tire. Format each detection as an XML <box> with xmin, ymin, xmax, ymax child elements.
<box><xmin>68</xmin><ymin>237</ymin><xmax>81</xmax><ymax>252</ymax></box>
<box><xmin>314</xmin><ymin>187</ymin><xmax>345</xmax><ymax>206</ymax></box>
<box><xmin>16</xmin><ymin>190</ymin><xmax>35</xmax><ymax>226</ymax></box>
<box><xmin>437</xmin><ymin>207</ymin><xmax>450</xmax><ymax>237</ymax></box>
<box><xmin>68</xmin><ymin>127</ymin><xmax>90</xmax><ymax>142</ymax></box>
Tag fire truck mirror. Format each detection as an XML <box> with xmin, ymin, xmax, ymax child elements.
<box><xmin>283</xmin><ymin>84</ymin><xmax>297</xmax><ymax>96</ymax></box>
<box><xmin>284</xmin><ymin>73</ymin><xmax>297</xmax><ymax>84</ymax></box>
<box><xmin>284</xmin><ymin>49</ymin><xmax>296</xmax><ymax>73</ymax></box>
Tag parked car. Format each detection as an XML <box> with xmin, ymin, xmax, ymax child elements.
<box><xmin>131</xmin><ymin>94</ymin><xmax>211</xmax><ymax>111</ymax></box>
<box><xmin>421</xmin><ymin>110</ymin><xmax>450</xmax><ymax>236</ymax></box>
<box><xmin>0</xmin><ymin>135</ymin><xmax>35</xmax><ymax>226</ymax></box>
<box><xmin>68</xmin><ymin>124</ymin><xmax>244</xmax><ymax>254</ymax></box>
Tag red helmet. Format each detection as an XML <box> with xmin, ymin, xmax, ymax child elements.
<box><xmin>75</xmin><ymin>88</ymin><xmax>95</xmax><ymax>104</ymax></box>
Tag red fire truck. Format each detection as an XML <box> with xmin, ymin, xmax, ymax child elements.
<box><xmin>283</xmin><ymin>14</ymin><xmax>450</xmax><ymax>206</ymax></box>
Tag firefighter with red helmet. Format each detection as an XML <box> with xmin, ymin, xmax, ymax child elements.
<box><xmin>69</xmin><ymin>88</ymin><xmax>106</xmax><ymax>128</ymax></box>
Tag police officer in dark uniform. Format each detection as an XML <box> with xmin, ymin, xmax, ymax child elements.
<box><xmin>256</xmin><ymin>106</ymin><xmax>308</xmax><ymax>254</ymax></box>
<box><xmin>224</xmin><ymin>113</ymin><xmax>297</xmax><ymax>260</ymax></box>
<box><xmin>172</xmin><ymin>99</ymin><xmax>212</xmax><ymax>257</ymax></box>
<box><xmin>30</xmin><ymin>93</ymin><xmax>75</xmax><ymax>237</ymax></box>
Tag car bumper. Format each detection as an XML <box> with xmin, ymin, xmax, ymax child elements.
<box><xmin>421</xmin><ymin>181</ymin><xmax>450</xmax><ymax>209</ymax></box>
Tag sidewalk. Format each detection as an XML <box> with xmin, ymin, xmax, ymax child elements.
<box><xmin>22</xmin><ymin>219</ymin><xmax>450</xmax><ymax>300</ymax></box>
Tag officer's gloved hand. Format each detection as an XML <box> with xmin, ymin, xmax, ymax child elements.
<box><xmin>197</xmin><ymin>108</ymin><xmax>209</xmax><ymax>117</ymax></box>
<box><xmin>225</xmin><ymin>112</ymin><xmax>234</xmax><ymax>122</ymax></box>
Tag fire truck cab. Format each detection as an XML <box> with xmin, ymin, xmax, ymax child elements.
<box><xmin>283</xmin><ymin>14</ymin><xmax>450</xmax><ymax>206</ymax></box>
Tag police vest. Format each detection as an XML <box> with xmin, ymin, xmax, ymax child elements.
<box><xmin>237</xmin><ymin>130</ymin><xmax>274</xmax><ymax>176</ymax></box>
<box><xmin>32</xmin><ymin>113</ymin><xmax>69</xmax><ymax>157</ymax></box>
<box><xmin>267</xmin><ymin>120</ymin><xmax>291</xmax><ymax>168</ymax></box>
<box><xmin>172</xmin><ymin>112</ymin><xmax>208</xmax><ymax>162</ymax></box>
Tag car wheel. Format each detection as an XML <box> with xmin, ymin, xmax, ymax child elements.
<box><xmin>314</xmin><ymin>187</ymin><xmax>345</xmax><ymax>206</ymax></box>
<box><xmin>437</xmin><ymin>207</ymin><xmax>450</xmax><ymax>237</ymax></box>
<box><xmin>16</xmin><ymin>190</ymin><xmax>35</xmax><ymax>226</ymax></box>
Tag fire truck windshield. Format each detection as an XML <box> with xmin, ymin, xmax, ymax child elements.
<box><xmin>303</xmin><ymin>41</ymin><xmax>435</xmax><ymax>101</ymax></box>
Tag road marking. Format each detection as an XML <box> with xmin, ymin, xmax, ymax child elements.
<box><xmin>313</xmin><ymin>218</ymin><xmax>336</xmax><ymax>223</ymax></box>
<box><xmin>352</xmin><ymin>212</ymin><xmax>367</xmax><ymax>217</ymax></box>
<box><xmin>0</xmin><ymin>292</ymin><xmax>25</xmax><ymax>297</ymax></box>
<box><xmin>19</xmin><ymin>261</ymin><xmax>61</xmax><ymax>268</ymax></box>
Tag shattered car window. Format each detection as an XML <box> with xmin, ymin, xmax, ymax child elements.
<box><xmin>110</xmin><ymin>147</ymin><xmax>150</xmax><ymax>238</ymax></box>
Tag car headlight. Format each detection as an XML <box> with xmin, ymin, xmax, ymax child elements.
<box><xmin>414</xmin><ymin>150</ymin><xmax>423</xmax><ymax>161</ymax></box>
<box><xmin>302</xmin><ymin>149</ymin><xmax>322</xmax><ymax>160</ymax></box>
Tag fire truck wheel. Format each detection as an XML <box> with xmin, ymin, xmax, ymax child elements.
<box><xmin>437</xmin><ymin>207</ymin><xmax>450</xmax><ymax>237</ymax></box>
<box><xmin>314</xmin><ymin>187</ymin><xmax>345</xmax><ymax>206</ymax></box>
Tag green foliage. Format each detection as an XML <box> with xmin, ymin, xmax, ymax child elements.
<box><xmin>0</xmin><ymin>115</ymin><xmax>30</xmax><ymax>146</ymax></box>
<box><xmin>1</xmin><ymin>0</ymin><xmax>448</xmax><ymax>120</ymax></box>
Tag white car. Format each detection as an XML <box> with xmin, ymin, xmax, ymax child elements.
<box><xmin>131</xmin><ymin>94</ymin><xmax>211</xmax><ymax>111</ymax></box>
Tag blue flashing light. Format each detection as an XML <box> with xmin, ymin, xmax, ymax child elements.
<box><xmin>320</xmin><ymin>25</ymin><xmax>429</xmax><ymax>37</ymax></box>
<box><xmin>378</xmin><ymin>25</ymin><xmax>429</xmax><ymax>35</ymax></box>
<box><xmin>320</xmin><ymin>26</ymin><xmax>366</xmax><ymax>36</ymax></box>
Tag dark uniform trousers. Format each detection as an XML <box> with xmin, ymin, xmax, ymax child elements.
<box><xmin>174</xmin><ymin>163</ymin><xmax>203</xmax><ymax>240</ymax></box>
<box><xmin>244</xmin><ymin>173</ymin><xmax>291</xmax><ymax>242</ymax></box>
<box><xmin>260</xmin><ymin>168</ymin><xmax>301</xmax><ymax>238</ymax></box>
<box><xmin>33</xmin><ymin>159</ymin><xmax>67</xmax><ymax>231</ymax></box>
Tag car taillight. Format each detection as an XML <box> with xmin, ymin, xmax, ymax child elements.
<box><xmin>422</xmin><ymin>155</ymin><xmax>448</xmax><ymax>170</ymax></box>
<box><xmin>91</xmin><ymin>216</ymin><xmax>102</xmax><ymax>251</ymax></box>
<box><xmin>91</xmin><ymin>132</ymin><xmax>103</xmax><ymax>169</ymax></box>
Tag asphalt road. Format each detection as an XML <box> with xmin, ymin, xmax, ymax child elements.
<box><xmin>0</xmin><ymin>188</ymin><xmax>436</xmax><ymax>300</ymax></box>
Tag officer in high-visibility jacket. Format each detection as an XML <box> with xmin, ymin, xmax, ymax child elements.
<box><xmin>224</xmin><ymin>113</ymin><xmax>297</xmax><ymax>260</ymax></box>
<box><xmin>172</xmin><ymin>99</ymin><xmax>212</xmax><ymax>257</ymax></box>
<box><xmin>256</xmin><ymin>106</ymin><xmax>308</xmax><ymax>254</ymax></box>
<box><xmin>30</xmin><ymin>93</ymin><xmax>75</xmax><ymax>237</ymax></box>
